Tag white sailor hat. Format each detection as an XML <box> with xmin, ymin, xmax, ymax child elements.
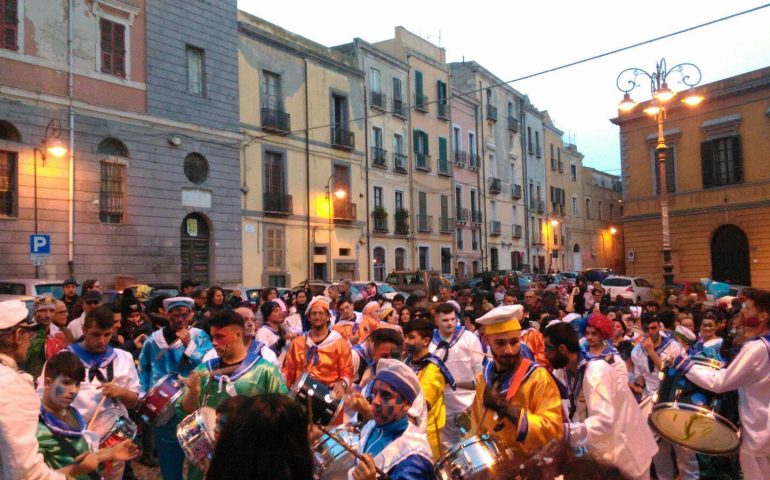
<box><xmin>162</xmin><ymin>296</ymin><xmax>194</xmax><ymax>312</ymax></box>
<box><xmin>0</xmin><ymin>300</ymin><xmax>36</xmax><ymax>330</ymax></box>
<box><xmin>476</xmin><ymin>304</ymin><xmax>523</xmax><ymax>334</ymax></box>
<box><xmin>674</xmin><ymin>325</ymin><xmax>697</xmax><ymax>345</ymax></box>
<box><xmin>374</xmin><ymin>358</ymin><xmax>421</xmax><ymax>404</ymax></box>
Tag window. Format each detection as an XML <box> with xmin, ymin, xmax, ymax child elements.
<box><xmin>437</xmin><ymin>80</ymin><xmax>448</xmax><ymax>117</ymax></box>
<box><xmin>609</xmin><ymin>203</ymin><xmax>614</xmax><ymax>221</ymax></box>
<box><xmin>418</xmin><ymin>191</ymin><xmax>427</xmax><ymax>216</ymax></box>
<box><xmin>455</xmin><ymin>186</ymin><xmax>462</xmax><ymax>212</ymax></box>
<box><xmin>598</xmin><ymin>201</ymin><xmax>603</xmax><ymax>220</ymax></box>
<box><xmin>0</xmin><ymin>151</ymin><xmax>17</xmax><ymax>217</ymax></box>
<box><xmin>183</xmin><ymin>153</ymin><xmax>208</xmax><ymax>184</ymax></box>
<box><xmin>99</xmin><ymin>18</ymin><xmax>126</xmax><ymax>77</ymax></box>
<box><xmin>571</xmin><ymin>196</ymin><xmax>578</xmax><ymax>217</ymax></box>
<box><xmin>264</xmin><ymin>151</ymin><xmax>285</xmax><ymax>195</ymax></box>
<box><xmin>441</xmin><ymin>247</ymin><xmax>451</xmax><ymax>274</ymax></box>
<box><xmin>370</xmin><ymin>68</ymin><xmax>381</xmax><ymax>93</ymax></box>
<box><xmin>438</xmin><ymin>137</ymin><xmax>449</xmax><ymax>174</ymax></box>
<box><xmin>262</xmin><ymin>71</ymin><xmax>282</xmax><ymax>110</ymax></box>
<box><xmin>392</xmin><ymin>77</ymin><xmax>403</xmax><ymax>115</ymax></box>
<box><xmin>373</xmin><ymin>186</ymin><xmax>383</xmax><ymax>208</ymax></box>
<box><xmin>1</xmin><ymin>0</ymin><xmax>19</xmax><ymax>51</ymax></box>
<box><xmin>418</xmin><ymin>246</ymin><xmax>429</xmax><ymax>270</ymax></box>
<box><xmin>453</xmin><ymin>126</ymin><xmax>462</xmax><ymax>157</ymax></box>
<box><xmin>373</xmin><ymin>247</ymin><xmax>386</xmax><ymax>282</ymax></box>
<box><xmin>468</xmin><ymin>132</ymin><xmax>476</xmax><ymax>156</ymax></box>
<box><xmin>98</xmin><ymin>138</ymin><xmax>128</xmax><ymax>224</ymax></box>
<box><xmin>701</xmin><ymin>136</ymin><xmax>743</xmax><ymax>188</ymax></box>
<box><xmin>570</xmin><ymin>164</ymin><xmax>577</xmax><ymax>181</ymax></box>
<box><xmin>186</xmin><ymin>46</ymin><xmax>205</xmax><ymax>96</ymax></box>
<box><xmin>413</xmin><ymin>130</ymin><xmax>429</xmax><ymax>170</ymax></box>
<box><xmin>372</xmin><ymin>127</ymin><xmax>383</xmax><ymax>149</ymax></box>
<box><xmin>457</xmin><ymin>228</ymin><xmax>464</xmax><ymax>250</ymax></box>
<box><xmin>395</xmin><ymin>247</ymin><xmax>406</xmax><ymax>270</ymax></box>
<box><xmin>471</xmin><ymin>229</ymin><xmax>479</xmax><ymax>251</ymax></box>
<box><xmin>585</xmin><ymin>198</ymin><xmax>591</xmax><ymax>220</ymax></box>
<box><xmin>414</xmin><ymin>70</ymin><xmax>424</xmax><ymax>102</ymax></box>
<box><xmin>395</xmin><ymin>191</ymin><xmax>403</xmax><ymax>211</ymax></box>
<box><xmin>653</xmin><ymin>146</ymin><xmax>676</xmax><ymax>194</ymax></box>
<box><xmin>535</xmin><ymin>131</ymin><xmax>541</xmax><ymax>158</ymax></box>
<box><xmin>490</xmin><ymin>247</ymin><xmax>499</xmax><ymax>272</ymax></box>
<box><xmin>265</xmin><ymin>226</ymin><xmax>285</xmax><ymax>270</ymax></box>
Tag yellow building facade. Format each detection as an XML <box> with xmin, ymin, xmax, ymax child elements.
<box><xmin>613</xmin><ymin>66</ymin><xmax>770</xmax><ymax>288</ymax></box>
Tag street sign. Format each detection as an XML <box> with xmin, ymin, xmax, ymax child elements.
<box><xmin>30</xmin><ymin>234</ymin><xmax>51</xmax><ymax>265</ymax></box>
<box><xmin>627</xmin><ymin>250</ymin><xmax>636</xmax><ymax>263</ymax></box>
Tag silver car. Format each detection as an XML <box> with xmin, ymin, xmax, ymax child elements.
<box><xmin>601</xmin><ymin>276</ymin><xmax>654</xmax><ymax>303</ymax></box>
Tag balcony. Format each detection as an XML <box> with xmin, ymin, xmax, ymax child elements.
<box><xmin>395</xmin><ymin>209</ymin><xmax>409</xmax><ymax>235</ymax></box>
<box><xmin>471</xmin><ymin>210</ymin><xmax>482</xmax><ymax>225</ymax></box>
<box><xmin>439</xmin><ymin>216</ymin><xmax>454</xmax><ymax>233</ymax></box>
<box><xmin>489</xmin><ymin>178</ymin><xmax>502</xmax><ymax>195</ymax></box>
<box><xmin>415</xmin><ymin>94</ymin><xmax>429</xmax><ymax>113</ymax></box>
<box><xmin>370</xmin><ymin>91</ymin><xmax>387</xmax><ymax>110</ymax></box>
<box><xmin>261</xmin><ymin>107</ymin><xmax>291</xmax><ymax>134</ymax></box>
<box><xmin>537</xmin><ymin>200</ymin><xmax>545</xmax><ymax>213</ymax></box>
<box><xmin>438</xmin><ymin>156</ymin><xmax>452</xmax><ymax>176</ymax></box>
<box><xmin>372</xmin><ymin>212</ymin><xmax>388</xmax><ymax>233</ymax></box>
<box><xmin>513</xmin><ymin>224</ymin><xmax>523</xmax><ymax>238</ymax></box>
<box><xmin>558</xmin><ymin>161</ymin><xmax>564</xmax><ymax>173</ymax></box>
<box><xmin>393</xmin><ymin>152</ymin><xmax>408</xmax><ymax>173</ymax></box>
<box><xmin>415</xmin><ymin>153</ymin><xmax>431</xmax><ymax>171</ymax></box>
<box><xmin>486</xmin><ymin>105</ymin><xmax>498</xmax><ymax>122</ymax></box>
<box><xmin>416</xmin><ymin>214</ymin><xmax>433</xmax><ymax>233</ymax></box>
<box><xmin>372</xmin><ymin>147</ymin><xmax>388</xmax><ymax>169</ymax></box>
<box><xmin>507</xmin><ymin>116</ymin><xmax>519</xmax><ymax>132</ymax></box>
<box><xmin>512</xmin><ymin>184</ymin><xmax>522</xmax><ymax>200</ymax></box>
<box><xmin>263</xmin><ymin>192</ymin><xmax>293</xmax><ymax>215</ymax></box>
<box><xmin>468</xmin><ymin>153</ymin><xmax>480</xmax><ymax>170</ymax></box>
<box><xmin>331</xmin><ymin>126</ymin><xmax>355</xmax><ymax>150</ymax></box>
<box><xmin>392</xmin><ymin>98</ymin><xmax>406</xmax><ymax>118</ymax></box>
<box><xmin>456</xmin><ymin>208</ymin><xmax>469</xmax><ymax>224</ymax></box>
<box><xmin>437</xmin><ymin>100</ymin><xmax>449</xmax><ymax>120</ymax></box>
<box><xmin>532</xmin><ymin>237</ymin><xmax>545</xmax><ymax>246</ymax></box>
<box><xmin>490</xmin><ymin>220</ymin><xmax>502</xmax><ymax>236</ymax></box>
<box><xmin>453</xmin><ymin>150</ymin><xmax>467</xmax><ymax>168</ymax></box>
<box><xmin>333</xmin><ymin>201</ymin><xmax>356</xmax><ymax>221</ymax></box>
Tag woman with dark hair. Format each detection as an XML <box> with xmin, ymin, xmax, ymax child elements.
<box><xmin>206</xmin><ymin>394</ymin><xmax>314</xmax><ymax>480</ymax></box>
<box><xmin>294</xmin><ymin>290</ymin><xmax>310</xmax><ymax>332</ymax></box>
<box><xmin>205</xmin><ymin>286</ymin><xmax>228</xmax><ymax>314</ymax></box>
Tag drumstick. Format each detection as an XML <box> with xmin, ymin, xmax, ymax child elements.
<box><xmin>468</xmin><ymin>349</ymin><xmax>494</xmax><ymax>359</ymax></box>
<box><xmin>307</xmin><ymin>395</ymin><xmax>314</xmax><ymax>426</ymax></box>
<box><xmin>200</xmin><ymin>364</ymin><xmax>240</xmax><ymax>378</ymax></box>
<box><xmin>87</xmin><ymin>394</ymin><xmax>108</xmax><ymax>431</ymax></box>
<box><xmin>316</xmin><ymin>424</ymin><xmax>390</xmax><ymax>480</ymax></box>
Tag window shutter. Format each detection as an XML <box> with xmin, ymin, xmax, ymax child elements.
<box><xmin>701</xmin><ymin>141</ymin><xmax>714</xmax><ymax>188</ymax></box>
<box><xmin>423</xmin><ymin>132</ymin><xmax>429</xmax><ymax>155</ymax></box>
<box><xmin>413</xmin><ymin>130</ymin><xmax>420</xmax><ymax>153</ymax></box>
<box><xmin>415</xmin><ymin>71</ymin><xmax>423</xmax><ymax>97</ymax></box>
<box><xmin>732</xmin><ymin>135</ymin><xmax>743</xmax><ymax>183</ymax></box>
<box><xmin>439</xmin><ymin>137</ymin><xmax>447</xmax><ymax>161</ymax></box>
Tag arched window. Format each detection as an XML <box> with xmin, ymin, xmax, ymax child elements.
<box><xmin>0</xmin><ymin>121</ymin><xmax>20</xmax><ymax>217</ymax></box>
<box><xmin>373</xmin><ymin>247</ymin><xmax>386</xmax><ymax>281</ymax></box>
<box><xmin>585</xmin><ymin>198</ymin><xmax>591</xmax><ymax>220</ymax></box>
<box><xmin>0</xmin><ymin>121</ymin><xmax>22</xmax><ymax>142</ymax></box>
<box><xmin>184</xmin><ymin>153</ymin><xmax>209</xmax><ymax>184</ymax></box>
<box><xmin>98</xmin><ymin>138</ymin><xmax>128</xmax><ymax>223</ymax></box>
<box><xmin>97</xmin><ymin>138</ymin><xmax>129</xmax><ymax>157</ymax></box>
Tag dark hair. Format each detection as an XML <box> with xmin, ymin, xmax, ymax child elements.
<box><xmin>215</xmin><ymin>394</ymin><xmax>249</xmax><ymax>416</ymax></box>
<box><xmin>392</xmin><ymin>294</ymin><xmax>405</xmax><ymax>303</ymax></box>
<box><xmin>180</xmin><ymin>279</ymin><xmax>197</xmax><ymax>290</ymax></box>
<box><xmin>336</xmin><ymin>297</ymin><xmax>353</xmax><ymax>308</ymax></box>
<box><xmin>83</xmin><ymin>306</ymin><xmax>116</xmax><ymax>331</ymax></box>
<box><xmin>207</xmin><ymin>286</ymin><xmax>226</xmax><ymax>306</ymax></box>
<box><xmin>147</xmin><ymin>292</ymin><xmax>171</xmax><ymax>314</ymax></box>
<box><xmin>658</xmin><ymin>310</ymin><xmax>676</xmax><ymax>330</ymax></box>
<box><xmin>544</xmin><ymin>322</ymin><xmax>580</xmax><ymax>353</ymax></box>
<box><xmin>402</xmin><ymin>317</ymin><xmax>434</xmax><ymax>339</ymax></box>
<box><xmin>210</xmin><ymin>310</ymin><xmax>245</xmax><ymax>330</ymax></box>
<box><xmin>641</xmin><ymin>312</ymin><xmax>659</xmax><ymax>328</ymax></box>
<box><xmin>504</xmin><ymin>289</ymin><xmax>518</xmax><ymax>298</ymax></box>
<box><xmin>745</xmin><ymin>288</ymin><xmax>770</xmax><ymax>315</ymax></box>
<box><xmin>192</xmin><ymin>287</ymin><xmax>207</xmax><ymax>299</ymax></box>
<box><xmin>645</xmin><ymin>300</ymin><xmax>659</xmax><ymax>309</ymax></box>
<box><xmin>44</xmin><ymin>351</ymin><xmax>86</xmax><ymax>383</ymax></box>
<box><xmin>207</xmin><ymin>394</ymin><xmax>313</xmax><ymax>480</ymax></box>
<box><xmin>82</xmin><ymin>279</ymin><xmax>99</xmax><ymax>292</ymax></box>
<box><xmin>260</xmin><ymin>301</ymin><xmax>279</xmax><ymax>322</ymax></box>
<box><xmin>368</xmin><ymin>327</ymin><xmax>404</xmax><ymax>348</ymax></box>
<box><xmin>612</xmin><ymin>317</ymin><xmax>627</xmax><ymax>335</ymax></box>
<box><xmin>434</xmin><ymin>302</ymin><xmax>456</xmax><ymax>316</ymax></box>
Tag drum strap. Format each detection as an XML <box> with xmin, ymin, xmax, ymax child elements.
<box><xmin>44</xmin><ymin>421</ymin><xmax>102</xmax><ymax>480</ymax></box>
<box><xmin>505</xmin><ymin>358</ymin><xmax>533</xmax><ymax>401</ymax></box>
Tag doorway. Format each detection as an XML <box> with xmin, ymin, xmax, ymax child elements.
<box><xmin>711</xmin><ymin>225</ymin><xmax>750</xmax><ymax>285</ymax></box>
<box><xmin>180</xmin><ymin>213</ymin><xmax>210</xmax><ymax>285</ymax></box>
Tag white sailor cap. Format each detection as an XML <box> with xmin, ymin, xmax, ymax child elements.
<box><xmin>0</xmin><ymin>300</ymin><xmax>35</xmax><ymax>330</ymax></box>
<box><xmin>476</xmin><ymin>304</ymin><xmax>523</xmax><ymax>334</ymax></box>
<box><xmin>374</xmin><ymin>358</ymin><xmax>421</xmax><ymax>404</ymax></box>
<box><xmin>674</xmin><ymin>325</ymin><xmax>697</xmax><ymax>344</ymax></box>
<box><xmin>163</xmin><ymin>296</ymin><xmax>194</xmax><ymax>312</ymax></box>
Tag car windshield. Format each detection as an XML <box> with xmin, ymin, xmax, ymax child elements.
<box><xmin>245</xmin><ymin>289</ymin><xmax>261</xmax><ymax>302</ymax></box>
<box><xmin>378</xmin><ymin>284</ymin><xmax>397</xmax><ymax>294</ymax></box>
<box><xmin>35</xmin><ymin>284</ymin><xmax>64</xmax><ymax>298</ymax></box>
<box><xmin>603</xmin><ymin>278</ymin><xmax>631</xmax><ymax>287</ymax></box>
<box><xmin>384</xmin><ymin>274</ymin><xmax>400</xmax><ymax>285</ymax></box>
<box><xmin>563</xmin><ymin>272</ymin><xmax>577</xmax><ymax>279</ymax></box>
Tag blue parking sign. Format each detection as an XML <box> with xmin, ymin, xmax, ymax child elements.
<box><xmin>30</xmin><ymin>234</ymin><xmax>51</xmax><ymax>255</ymax></box>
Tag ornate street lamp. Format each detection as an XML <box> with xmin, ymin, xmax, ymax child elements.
<box><xmin>616</xmin><ymin>58</ymin><xmax>703</xmax><ymax>286</ymax></box>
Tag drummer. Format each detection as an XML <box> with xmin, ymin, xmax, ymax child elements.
<box><xmin>179</xmin><ymin>310</ymin><xmax>287</xmax><ymax>480</ymax></box>
<box><xmin>674</xmin><ymin>288</ymin><xmax>770</xmax><ymax>480</ymax></box>
<box><xmin>282</xmin><ymin>296</ymin><xmax>353</xmax><ymax>406</ymax></box>
<box><xmin>137</xmin><ymin>297</ymin><xmax>212</xmax><ymax>480</ymax></box>
<box><xmin>349</xmin><ymin>358</ymin><xmax>435</xmax><ymax>479</ymax></box>
<box><xmin>545</xmin><ymin>322</ymin><xmax>657</xmax><ymax>480</ymax></box>
<box><xmin>469</xmin><ymin>305</ymin><xmax>562</xmax><ymax>457</ymax></box>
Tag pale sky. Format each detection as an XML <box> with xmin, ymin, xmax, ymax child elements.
<box><xmin>238</xmin><ymin>0</ymin><xmax>770</xmax><ymax>175</ymax></box>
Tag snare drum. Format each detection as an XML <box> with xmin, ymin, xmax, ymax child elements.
<box><xmin>139</xmin><ymin>374</ymin><xmax>185</xmax><ymax>426</ymax></box>
<box><xmin>100</xmin><ymin>415</ymin><xmax>137</xmax><ymax>449</ymax></box>
<box><xmin>177</xmin><ymin>407</ymin><xmax>217</xmax><ymax>473</ymax></box>
<box><xmin>292</xmin><ymin>373</ymin><xmax>343</xmax><ymax>426</ymax></box>
<box><xmin>312</xmin><ymin>423</ymin><xmax>361</xmax><ymax>480</ymax></box>
<box><xmin>435</xmin><ymin>434</ymin><xmax>512</xmax><ymax>480</ymax></box>
<box><xmin>649</xmin><ymin>358</ymin><xmax>740</xmax><ymax>455</ymax></box>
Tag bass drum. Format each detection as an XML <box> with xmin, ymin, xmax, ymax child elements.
<box><xmin>435</xmin><ymin>434</ymin><xmax>512</xmax><ymax>480</ymax></box>
<box><xmin>312</xmin><ymin>423</ymin><xmax>361</xmax><ymax>480</ymax></box>
<box><xmin>649</xmin><ymin>358</ymin><xmax>740</xmax><ymax>455</ymax></box>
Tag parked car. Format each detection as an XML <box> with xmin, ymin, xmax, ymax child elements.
<box><xmin>601</xmin><ymin>276</ymin><xmax>654</xmax><ymax>303</ymax></box>
<box><xmin>292</xmin><ymin>281</ymin><xmax>333</xmax><ymax>297</ymax></box>
<box><xmin>553</xmin><ymin>271</ymin><xmax>579</xmax><ymax>287</ymax></box>
<box><xmin>383</xmin><ymin>270</ymin><xmax>451</xmax><ymax>296</ymax></box>
<box><xmin>348</xmin><ymin>282</ymin><xmax>409</xmax><ymax>303</ymax></box>
<box><xmin>583</xmin><ymin>268</ymin><xmax>615</xmax><ymax>283</ymax></box>
<box><xmin>728</xmin><ymin>284</ymin><xmax>751</xmax><ymax>298</ymax></box>
<box><xmin>239</xmin><ymin>287</ymin><xmax>292</xmax><ymax>305</ymax></box>
<box><xmin>0</xmin><ymin>278</ymin><xmax>65</xmax><ymax>298</ymax></box>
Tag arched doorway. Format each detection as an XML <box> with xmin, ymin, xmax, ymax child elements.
<box><xmin>573</xmin><ymin>244</ymin><xmax>582</xmax><ymax>271</ymax></box>
<box><xmin>373</xmin><ymin>247</ymin><xmax>386</xmax><ymax>282</ymax></box>
<box><xmin>181</xmin><ymin>213</ymin><xmax>211</xmax><ymax>285</ymax></box>
<box><xmin>711</xmin><ymin>225</ymin><xmax>750</xmax><ymax>285</ymax></box>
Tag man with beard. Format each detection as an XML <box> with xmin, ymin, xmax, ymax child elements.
<box><xmin>180</xmin><ymin>310</ymin><xmax>287</xmax><ymax>480</ymax></box>
<box><xmin>23</xmin><ymin>296</ymin><xmax>60</xmax><ymax>377</ymax></box>
<box><xmin>674</xmin><ymin>288</ymin><xmax>770</xmax><ymax>479</ymax></box>
<box><xmin>255</xmin><ymin>300</ymin><xmax>293</xmax><ymax>365</ymax></box>
<box><xmin>60</xmin><ymin>278</ymin><xmax>80</xmax><ymax>322</ymax></box>
<box><xmin>546</xmin><ymin>322</ymin><xmax>657</xmax><ymax>480</ymax></box>
<box><xmin>332</xmin><ymin>297</ymin><xmax>360</xmax><ymax>342</ymax></box>
<box><xmin>137</xmin><ymin>297</ymin><xmax>212</xmax><ymax>480</ymax></box>
<box><xmin>470</xmin><ymin>305</ymin><xmax>562</xmax><ymax>457</ymax></box>
<box><xmin>348</xmin><ymin>359</ymin><xmax>434</xmax><ymax>480</ymax></box>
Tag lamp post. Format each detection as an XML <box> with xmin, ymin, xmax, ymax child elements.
<box><xmin>33</xmin><ymin>119</ymin><xmax>68</xmax><ymax>279</ymax></box>
<box><xmin>616</xmin><ymin>58</ymin><xmax>703</xmax><ymax>286</ymax></box>
<box><xmin>326</xmin><ymin>174</ymin><xmax>346</xmax><ymax>280</ymax></box>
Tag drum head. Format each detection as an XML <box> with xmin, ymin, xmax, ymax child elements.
<box><xmin>197</xmin><ymin>407</ymin><xmax>217</xmax><ymax>441</ymax></box>
<box><xmin>436</xmin><ymin>435</ymin><xmax>511</xmax><ymax>480</ymax></box>
<box><xmin>649</xmin><ymin>404</ymin><xmax>740</xmax><ymax>455</ymax></box>
<box><xmin>313</xmin><ymin>424</ymin><xmax>360</xmax><ymax>479</ymax></box>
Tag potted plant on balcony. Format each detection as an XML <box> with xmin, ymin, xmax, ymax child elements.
<box><xmin>373</xmin><ymin>206</ymin><xmax>388</xmax><ymax>230</ymax></box>
<box><xmin>394</xmin><ymin>208</ymin><xmax>409</xmax><ymax>235</ymax></box>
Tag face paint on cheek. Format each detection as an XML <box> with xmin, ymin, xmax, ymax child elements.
<box><xmin>54</xmin><ymin>385</ymin><xmax>65</xmax><ymax>399</ymax></box>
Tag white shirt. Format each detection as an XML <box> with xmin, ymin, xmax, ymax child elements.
<box><xmin>631</xmin><ymin>335</ymin><xmax>683</xmax><ymax>397</ymax></box>
<box><xmin>430</xmin><ymin>329</ymin><xmax>484</xmax><ymax>413</ymax></box>
<box><xmin>686</xmin><ymin>336</ymin><xmax>770</xmax><ymax>457</ymax></box>
<box><xmin>0</xmin><ymin>354</ymin><xmax>67</xmax><ymax>479</ymax></box>
<box><xmin>67</xmin><ymin>313</ymin><xmax>85</xmax><ymax>340</ymax></box>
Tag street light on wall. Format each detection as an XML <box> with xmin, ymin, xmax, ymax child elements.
<box><xmin>33</xmin><ymin>119</ymin><xmax>68</xmax><ymax>278</ymax></box>
<box><xmin>616</xmin><ymin>58</ymin><xmax>703</xmax><ymax>286</ymax></box>
<box><xmin>325</xmin><ymin>174</ymin><xmax>347</xmax><ymax>280</ymax></box>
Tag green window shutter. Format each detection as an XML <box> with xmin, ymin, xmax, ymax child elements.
<box><xmin>415</xmin><ymin>71</ymin><xmax>423</xmax><ymax>97</ymax></box>
<box><xmin>424</xmin><ymin>132</ymin><xmax>429</xmax><ymax>155</ymax></box>
<box><xmin>701</xmin><ymin>141</ymin><xmax>714</xmax><ymax>188</ymax></box>
<box><xmin>732</xmin><ymin>135</ymin><xmax>743</xmax><ymax>184</ymax></box>
<box><xmin>413</xmin><ymin>130</ymin><xmax>420</xmax><ymax>153</ymax></box>
<box><xmin>439</xmin><ymin>137</ymin><xmax>447</xmax><ymax>161</ymax></box>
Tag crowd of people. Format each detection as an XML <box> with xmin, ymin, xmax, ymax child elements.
<box><xmin>0</xmin><ymin>273</ymin><xmax>768</xmax><ymax>479</ymax></box>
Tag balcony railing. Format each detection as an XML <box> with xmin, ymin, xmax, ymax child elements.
<box><xmin>453</xmin><ymin>150</ymin><xmax>467</xmax><ymax>167</ymax></box>
<box><xmin>395</xmin><ymin>211</ymin><xmax>409</xmax><ymax>235</ymax></box>
<box><xmin>437</xmin><ymin>100</ymin><xmax>449</xmax><ymax>120</ymax></box>
<box><xmin>489</xmin><ymin>178</ymin><xmax>502</xmax><ymax>195</ymax></box>
<box><xmin>471</xmin><ymin>210</ymin><xmax>482</xmax><ymax>225</ymax></box>
<box><xmin>416</xmin><ymin>214</ymin><xmax>433</xmax><ymax>233</ymax></box>
<box><xmin>468</xmin><ymin>153</ymin><xmax>480</xmax><ymax>170</ymax></box>
<box><xmin>532</xmin><ymin>237</ymin><xmax>545</xmax><ymax>246</ymax></box>
<box><xmin>392</xmin><ymin>98</ymin><xmax>406</xmax><ymax>118</ymax></box>
<box><xmin>372</xmin><ymin>147</ymin><xmax>387</xmax><ymax>168</ymax></box>
<box><xmin>507</xmin><ymin>116</ymin><xmax>519</xmax><ymax>132</ymax></box>
<box><xmin>512</xmin><ymin>184</ymin><xmax>522</xmax><ymax>200</ymax></box>
<box><xmin>490</xmin><ymin>220</ymin><xmax>502</xmax><ymax>236</ymax></box>
<box><xmin>439</xmin><ymin>216</ymin><xmax>453</xmax><ymax>233</ymax></box>
<box><xmin>487</xmin><ymin>105</ymin><xmax>498</xmax><ymax>122</ymax></box>
<box><xmin>456</xmin><ymin>208</ymin><xmax>469</xmax><ymax>224</ymax></box>
<box><xmin>372</xmin><ymin>213</ymin><xmax>388</xmax><ymax>233</ymax></box>
<box><xmin>261</xmin><ymin>107</ymin><xmax>291</xmax><ymax>133</ymax></box>
<box><xmin>370</xmin><ymin>91</ymin><xmax>387</xmax><ymax>110</ymax></box>
<box><xmin>537</xmin><ymin>199</ymin><xmax>545</xmax><ymax>213</ymax></box>
<box><xmin>333</xmin><ymin>201</ymin><xmax>356</xmax><ymax>221</ymax></box>
<box><xmin>331</xmin><ymin>126</ymin><xmax>355</xmax><ymax>150</ymax></box>
<box><xmin>415</xmin><ymin>94</ymin><xmax>429</xmax><ymax>113</ymax></box>
<box><xmin>415</xmin><ymin>153</ymin><xmax>431</xmax><ymax>171</ymax></box>
<box><xmin>438</xmin><ymin>156</ymin><xmax>451</xmax><ymax>176</ymax></box>
<box><xmin>394</xmin><ymin>152</ymin><xmax>408</xmax><ymax>173</ymax></box>
<box><xmin>513</xmin><ymin>224</ymin><xmax>523</xmax><ymax>238</ymax></box>
<box><xmin>263</xmin><ymin>192</ymin><xmax>293</xmax><ymax>215</ymax></box>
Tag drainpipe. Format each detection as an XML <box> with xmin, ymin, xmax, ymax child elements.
<box><xmin>305</xmin><ymin>58</ymin><xmax>312</xmax><ymax>280</ymax></box>
<box><xmin>478</xmin><ymin>80</ymin><xmax>488</xmax><ymax>271</ymax></box>
<box><xmin>362</xmin><ymin>59</ymin><xmax>371</xmax><ymax>280</ymax></box>
<box><xmin>67</xmin><ymin>0</ymin><xmax>75</xmax><ymax>276</ymax></box>
<box><xmin>521</xmin><ymin>103</ymin><xmax>531</xmax><ymax>272</ymax></box>
<box><xmin>406</xmin><ymin>56</ymin><xmax>416</xmax><ymax>268</ymax></box>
